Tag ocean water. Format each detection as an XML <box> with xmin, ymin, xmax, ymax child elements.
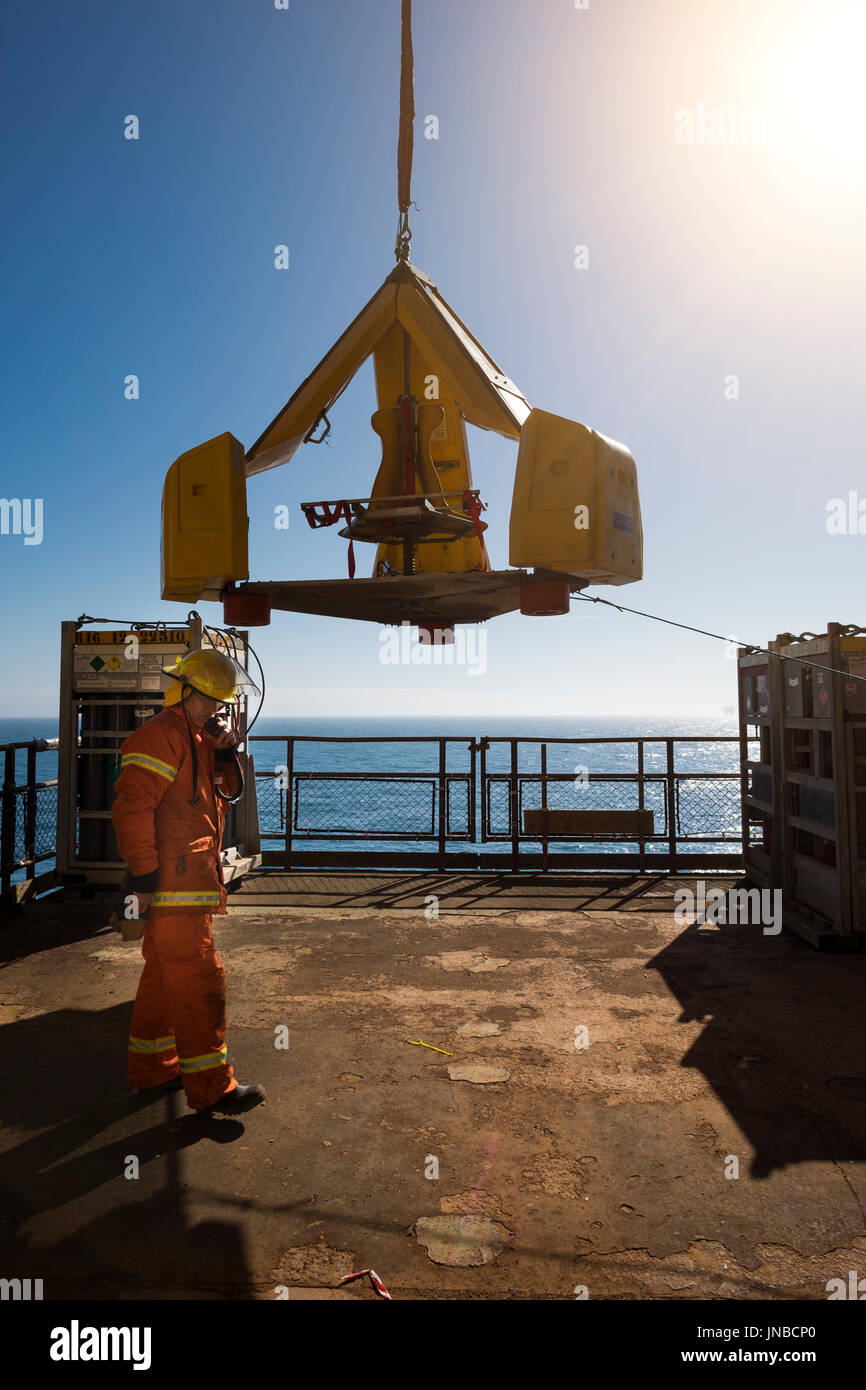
<box><xmin>0</xmin><ymin>714</ymin><xmax>744</xmax><ymax>880</ymax></box>
<box><xmin>0</xmin><ymin>713</ymin><xmax>741</xmax><ymax>760</ymax></box>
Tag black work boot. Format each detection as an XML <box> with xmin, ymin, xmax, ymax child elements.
<box><xmin>196</xmin><ymin>1083</ymin><xmax>266</xmax><ymax>1115</ymax></box>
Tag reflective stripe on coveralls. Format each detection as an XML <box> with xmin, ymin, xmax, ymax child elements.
<box><xmin>120</xmin><ymin>753</ymin><xmax>179</xmax><ymax>782</ymax></box>
<box><xmin>128</xmin><ymin>1034</ymin><xmax>177</xmax><ymax>1055</ymax></box>
<box><xmin>180</xmin><ymin>1046</ymin><xmax>228</xmax><ymax>1074</ymax></box>
<box><xmin>150</xmin><ymin>892</ymin><xmax>222</xmax><ymax>907</ymax></box>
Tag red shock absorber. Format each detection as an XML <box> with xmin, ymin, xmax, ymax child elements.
<box><xmin>398</xmin><ymin>394</ymin><xmax>418</xmax><ymax>575</ymax></box>
<box><xmin>399</xmin><ymin>394</ymin><xmax>417</xmax><ymax>496</ymax></box>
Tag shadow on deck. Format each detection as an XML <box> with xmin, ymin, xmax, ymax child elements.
<box><xmin>1</xmin><ymin>877</ymin><xmax>864</xmax><ymax>1300</ymax></box>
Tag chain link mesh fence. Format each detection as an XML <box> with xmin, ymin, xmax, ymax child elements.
<box><xmin>256</xmin><ymin>771</ymin><xmax>472</xmax><ymax>839</ymax></box>
<box><xmin>255</xmin><ymin>763</ymin><xmax>741</xmax><ymax>849</ymax></box>
<box><xmin>484</xmin><ymin>774</ymin><xmax>741</xmax><ymax>840</ymax></box>
<box><xmin>676</xmin><ymin>777</ymin><xmax>742</xmax><ymax>839</ymax></box>
<box><xmin>9</xmin><ymin>784</ymin><xmax>58</xmax><ymax>868</ymax></box>
<box><xmin>485</xmin><ymin>775</ymin><xmax>668</xmax><ymax>837</ymax></box>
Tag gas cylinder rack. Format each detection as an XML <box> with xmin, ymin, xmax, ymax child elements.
<box><xmin>55</xmin><ymin>617</ymin><xmax>261</xmax><ymax>892</ymax></box>
<box><xmin>739</xmin><ymin>623</ymin><xmax>866</xmax><ymax>948</ymax></box>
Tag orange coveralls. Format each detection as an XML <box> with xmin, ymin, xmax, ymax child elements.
<box><xmin>111</xmin><ymin>704</ymin><xmax>243</xmax><ymax>1108</ymax></box>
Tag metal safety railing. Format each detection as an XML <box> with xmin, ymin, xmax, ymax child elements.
<box><xmin>0</xmin><ymin>740</ymin><xmax>60</xmax><ymax>901</ymax></box>
<box><xmin>1</xmin><ymin>732</ymin><xmax>751</xmax><ymax>901</ymax></box>
<box><xmin>250</xmin><ymin>734</ymin><xmax>750</xmax><ymax>873</ymax></box>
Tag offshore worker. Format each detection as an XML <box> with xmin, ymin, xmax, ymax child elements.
<box><xmin>111</xmin><ymin>648</ymin><xmax>266</xmax><ymax>1115</ymax></box>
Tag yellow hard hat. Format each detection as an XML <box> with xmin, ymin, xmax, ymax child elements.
<box><xmin>162</xmin><ymin>650</ymin><xmax>260</xmax><ymax>706</ymax></box>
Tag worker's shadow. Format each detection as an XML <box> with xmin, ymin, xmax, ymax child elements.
<box><xmin>0</xmin><ymin>901</ymin><xmax>117</xmax><ymax>969</ymax></box>
<box><xmin>648</xmin><ymin>921</ymin><xmax>866</xmax><ymax>1177</ymax></box>
<box><xmin>0</xmin><ymin>1002</ymin><xmax>258</xmax><ymax>1296</ymax></box>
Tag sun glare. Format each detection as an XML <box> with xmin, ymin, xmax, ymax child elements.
<box><xmin>760</xmin><ymin>3</ymin><xmax>866</xmax><ymax>183</ymax></box>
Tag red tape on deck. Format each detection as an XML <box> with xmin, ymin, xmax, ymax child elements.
<box><xmin>338</xmin><ymin>1268</ymin><xmax>393</xmax><ymax>1300</ymax></box>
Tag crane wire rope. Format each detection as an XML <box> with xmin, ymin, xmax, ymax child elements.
<box><xmin>570</xmin><ymin>592</ymin><xmax>866</xmax><ymax>684</ymax></box>
<box><xmin>395</xmin><ymin>0</ymin><xmax>416</xmax><ymax>262</ymax></box>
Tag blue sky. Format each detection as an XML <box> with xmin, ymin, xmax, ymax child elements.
<box><xmin>2</xmin><ymin>0</ymin><xmax>864</xmax><ymax>717</ymax></box>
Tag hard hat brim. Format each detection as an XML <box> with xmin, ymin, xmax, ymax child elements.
<box><xmin>161</xmin><ymin>651</ymin><xmax>261</xmax><ymax>705</ymax></box>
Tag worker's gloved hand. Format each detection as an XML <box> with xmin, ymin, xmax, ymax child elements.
<box><xmin>203</xmin><ymin>714</ymin><xmax>236</xmax><ymax>750</ymax></box>
<box><xmin>128</xmin><ymin>891</ymin><xmax>152</xmax><ymax>918</ymax></box>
